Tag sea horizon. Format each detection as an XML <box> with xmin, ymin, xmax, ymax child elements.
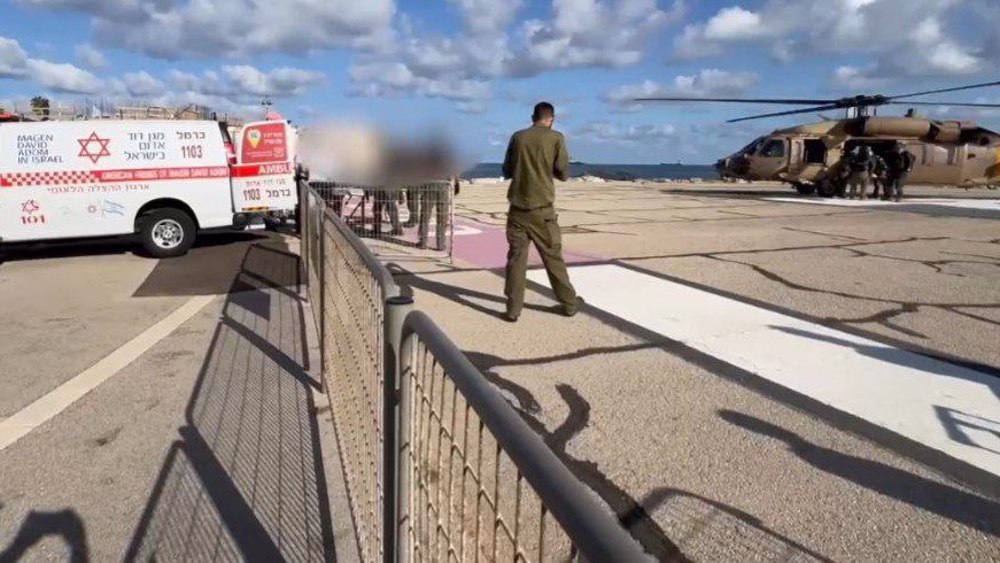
<box><xmin>462</xmin><ymin>161</ymin><xmax>720</xmax><ymax>181</ymax></box>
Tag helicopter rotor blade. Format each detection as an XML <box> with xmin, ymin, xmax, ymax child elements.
<box><xmin>887</xmin><ymin>80</ymin><xmax>1000</xmax><ymax>101</ymax></box>
<box><xmin>886</xmin><ymin>101</ymin><xmax>1000</xmax><ymax>108</ymax></box>
<box><xmin>634</xmin><ymin>97</ymin><xmax>836</xmax><ymax>105</ymax></box>
<box><xmin>727</xmin><ymin>104</ymin><xmax>845</xmax><ymax>123</ymax></box>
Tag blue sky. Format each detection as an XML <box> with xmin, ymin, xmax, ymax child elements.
<box><xmin>2</xmin><ymin>0</ymin><xmax>999</xmax><ymax>163</ymax></box>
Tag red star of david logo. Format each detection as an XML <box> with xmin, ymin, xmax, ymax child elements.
<box><xmin>78</xmin><ymin>132</ymin><xmax>111</xmax><ymax>164</ymax></box>
<box><xmin>21</xmin><ymin>200</ymin><xmax>40</xmax><ymax>214</ymax></box>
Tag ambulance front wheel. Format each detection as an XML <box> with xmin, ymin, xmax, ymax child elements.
<box><xmin>140</xmin><ymin>209</ymin><xmax>196</xmax><ymax>258</ymax></box>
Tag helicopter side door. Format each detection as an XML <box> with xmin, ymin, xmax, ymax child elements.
<box><xmin>748</xmin><ymin>138</ymin><xmax>788</xmax><ymax>180</ymax></box>
<box><xmin>788</xmin><ymin>138</ymin><xmax>827</xmax><ymax>179</ymax></box>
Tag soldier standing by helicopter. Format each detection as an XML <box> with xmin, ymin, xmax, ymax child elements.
<box><xmin>845</xmin><ymin>145</ymin><xmax>874</xmax><ymax>200</ymax></box>
<box><xmin>885</xmin><ymin>142</ymin><xmax>915</xmax><ymax>202</ymax></box>
<box><xmin>870</xmin><ymin>151</ymin><xmax>889</xmax><ymax>200</ymax></box>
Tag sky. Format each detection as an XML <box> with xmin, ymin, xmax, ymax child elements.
<box><xmin>2</xmin><ymin>0</ymin><xmax>1000</xmax><ymax>164</ymax></box>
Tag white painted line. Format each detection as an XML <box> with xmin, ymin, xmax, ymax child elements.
<box><xmin>529</xmin><ymin>264</ymin><xmax>1000</xmax><ymax>477</ymax></box>
<box><xmin>766</xmin><ymin>196</ymin><xmax>1000</xmax><ymax>212</ymax></box>
<box><xmin>0</xmin><ymin>295</ymin><xmax>215</xmax><ymax>452</ymax></box>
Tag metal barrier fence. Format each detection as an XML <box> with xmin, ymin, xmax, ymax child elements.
<box><xmin>299</xmin><ymin>184</ymin><xmax>651</xmax><ymax>562</ymax></box>
<box><xmin>310</xmin><ymin>180</ymin><xmax>455</xmax><ymax>263</ymax></box>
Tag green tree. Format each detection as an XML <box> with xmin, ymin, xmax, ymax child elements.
<box><xmin>30</xmin><ymin>96</ymin><xmax>50</xmax><ymax>118</ymax></box>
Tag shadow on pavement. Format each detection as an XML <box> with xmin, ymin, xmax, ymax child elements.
<box><xmin>0</xmin><ymin>231</ymin><xmax>269</xmax><ymax>265</ymax></box>
<box><xmin>132</xmin><ymin>232</ymin><xmax>291</xmax><ymax>298</ymax></box>
<box><xmin>659</xmin><ymin>188</ymin><xmax>794</xmax><ymax>198</ymax></box>
<box><xmin>719</xmin><ymin>409</ymin><xmax>1000</xmax><ymax>537</ymax></box>
<box><xmin>632</xmin><ymin>489</ymin><xmax>831</xmax><ymax>563</ymax></box>
<box><xmin>934</xmin><ymin>406</ymin><xmax>1000</xmax><ymax>456</ymax></box>
<box><xmin>0</xmin><ymin>509</ymin><xmax>89</xmax><ymax>563</ymax></box>
<box><xmin>389</xmin><ymin>264</ymin><xmax>554</xmax><ymax>321</ymax></box>
<box><xmin>125</xmin><ymin>244</ymin><xmax>335</xmax><ymax>562</ymax></box>
<box><xmin>462</xmin><ymin>347</ymin><xmax>689</xmax><ymax>561</ymax></box>
<box><xmin>466</xmin><ymin>347</ymin><xmax>847</xmax><ymax>562</ymax></box>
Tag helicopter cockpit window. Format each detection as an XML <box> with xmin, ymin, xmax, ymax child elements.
<box><xmin>759</xmin><ymin>139</ymin><xmax>785</xmax><ymax>158</ymax></box>
<box><xmin>740</xmin><ymin>138</ymin><xmax>763</xmax><ymax>155</ymax></box>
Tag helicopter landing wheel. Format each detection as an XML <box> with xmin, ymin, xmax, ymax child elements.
<box><xmin>793</xmin><ymin>182</ymin><xmax>816</xmax><ymax>196</ymax></box>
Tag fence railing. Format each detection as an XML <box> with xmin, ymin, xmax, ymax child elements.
<box><xmin>310</xmin><ymin>180</ymin><xmax>455</xmax><ymax>262</ymax></box>
<box><xmin>299</xmin><ymin>183</ymin><xmax>651</xmax><ymax>562</ymax></box>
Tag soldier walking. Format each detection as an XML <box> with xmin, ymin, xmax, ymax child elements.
<box><xmin>885</xmin><ymin>143</ymin><xmax>915</xmax><ymax>202</ymax></box>
<box><xmin>501</xmin><ymin>102</ymin><xmax>580</xmax><ymax>323</ymax></box>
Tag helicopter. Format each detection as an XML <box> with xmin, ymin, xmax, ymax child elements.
<box><xmin>637</xmin><ymin>80</ymin><xmax>1000</xmax><ymax>196</ymax></box>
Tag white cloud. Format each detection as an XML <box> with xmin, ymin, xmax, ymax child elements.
<box><xmin>75</xmin><ymin>44</ymin><xmax>107</xmax><ymax>69</ymax></box>
<box><xmin>349</xmin><ymin>61</ymin><xmax>490</xmax><ymax>104</ymax></box>
<box><xmin>576</xmin><ymin>121</ymin><xmax>678</xmax><ymax>144</ymax></box>
<box><xmin>25</xmin><ymin>59</ymin><xmax>103</xmax><ymax>94</ymax></box>
<box><xmin>831</xmin><ymin>65</ymin><xmax>889</xmax><ymax>91</ymax></box>
<box><xmin>673</xmin><ymin>0</ymin><xmax>983</xmax><ymax>82</ymax></box>
<box><xmin>157</xmin><ymin>66</ymin><xmax>325</xmax><ymax>105</ymax></box>
<box><xmin>1</xmin><ymin>36</ymin><xmax>103</xmax><ymax>94</ymax></box>
<box><xmin>606</xmin><ymin>69</ymin><xmax>760</xmax><ymax>110</ymax></box>
<box><xmin>24</xmin><ymin>0</ymin><xmax>396</xmax><ymax>58</ymax></box>
<box><xmin>351</xmin><ymin>0</ymin><xmax>684</xmax><ymax>112</ymax></box>
<box><xmin>221</xmin><ymin>65</ymin><xmax>325</xmax><ymax>97</ymax></box>
<box><xmin>347</xmin><ymin>0</ymin><xmax>519</xmax><ymax>110</ymax></box>
<box><xmin>703</xmin><ymin>7</ymin><xmax>765</xmax><ymax>41</ymax></box>
<box><xmin>18</xmin><ymin>0</ymin><xmax>151</xmax><ymax>21</ymax></box>
<box><xmin>0</xmin><ymin>37</ymin><xmax>29</xmax><ymax>77</ymax></box>
<box><xmin>512</xmin><ymin>0</ymin><xmax>683</xmax><ymax>75</ymax></box>
<box><xmin>121</xmin><ymin>71</ymin><xmax>165</xmax><ymax>97</ymax></box>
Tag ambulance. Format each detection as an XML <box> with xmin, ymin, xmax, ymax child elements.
<box><xmin>0</xmin><ymin>118</ymin><xmax>298</xmax><ymax>258</ymax></box>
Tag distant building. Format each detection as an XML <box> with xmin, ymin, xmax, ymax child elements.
<box><xmin>16</xmin><ymin>100</ymin><xmax>247</xmax><ymax>125</ymax></box>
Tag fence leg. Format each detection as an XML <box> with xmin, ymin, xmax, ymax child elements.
<box><xmin>318</xmin><ymin>209</ymin><xmax>326</xmax><ymax>392</ymax></box>
<box><xmin>384</xmin><ymin>295</ymin><xmax>414</xmax><ymax>563</ymax></box>
<box><xmin>299</xmin><ymin>181</ymin><xmax>309</xmax><ymax>291</ymax></box>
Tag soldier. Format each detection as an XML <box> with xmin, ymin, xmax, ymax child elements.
<box><xmin>501</xmin><ymin>102</ymin><xmax>581</xmax><ymax>323</ymax></box>
<box><xmin>845</xmin><ymin>145</ymin><xmax>874</xmax><ymax>200</ymax></box>
<box><xmin>885</xmin><ymin>142</ymin><xmax>915</xmax><ymax>202</ymax></box>
<box><xmin>870</xmin><ymin>151</ymin><xmax>888</xmax><ymax>200</ymax></box>
<box><xmin>371</xmin><ymin>186</ymin><xmax>402</xmax><ymax>236</ymax></box>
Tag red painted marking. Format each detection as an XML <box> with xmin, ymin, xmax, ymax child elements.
<box><xmin>453</xmin><ymin>218</ymin><xmax>598</xmax><ymax>270</ymax></box>
<box><xmin>0</xmin><ymin>166</ymin><xmax>231</xmax><ymax>187</ymax></box>
<box><xmin>231</xmin><ymin>162</ymin><xmax>293</xmax><ymax>177</ymax></box>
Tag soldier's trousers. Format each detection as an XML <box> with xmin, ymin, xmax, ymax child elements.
<box><xmin>887</xmin><ymin>172</ymin><xmax>909</xmax><ymax>200</ymax></box>
<box><xmin>372</xmin><ymin>189</ymin><xmax>400</xmax><ymax>235</ymax></box>
<box><xmin>504</xmin><ymin>206</ymin><xmax>577</xmax><ymax>317</ymax></box>
<box><xmin>404</xmin><ymin>188</ymin><xmax>420</xmax><ymax>226</ymax></box>
<box><xmin>847</xmin><ymin>171</ymin><xmax>869</xmax><ymax>199</ymax></box>
<box><xmin>418</xmin><ymin>184</ymin><xmax>449</xmax><ymax>250</ymax></box>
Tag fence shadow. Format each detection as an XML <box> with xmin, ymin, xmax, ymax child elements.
<box><xmin>0</xmin><ymin>509</ymin><xmax>90</xmax><ymax>563</ymax></box>
<box><xmin>719</xmin><ymin>409</ymin><xmax>1000</xmax><ymax>537</ymax></box>
<box><xmin>125</xmin><ymin>244</ymin><xmax>334</xmax><ymax>561</ymax></box>
<box><xmin>630</xmin><ymin>489</ymin><xmax>831</xmax><ymax>562</ymax></box>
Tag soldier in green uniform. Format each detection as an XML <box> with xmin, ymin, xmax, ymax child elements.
<box><xmin>501</xmin><ymin>102</ymin><xmax>580</xmax><ymax>322</ymax></box>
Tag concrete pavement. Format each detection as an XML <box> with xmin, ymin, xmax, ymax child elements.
<box><xmin>0</xmin><ymin>232</ymin><xmax>354</xmax><ymax>561</ymax></box>
<box><xmin>1</xmin><ymin>179</ymin><xmax>998</xmax><ymax>561</ymax></box>
<box><xmin>393</xmin><ymin>180</ymin><xmax>1000</xmax><ymax>561</ymax></box>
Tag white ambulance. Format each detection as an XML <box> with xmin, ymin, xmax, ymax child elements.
<box><xmin>0</xmin><ymin>118</ymin><xmax>298</xmax><ymax>258</ymax></box>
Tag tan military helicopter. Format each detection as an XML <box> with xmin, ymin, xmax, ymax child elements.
<box><xmin>638</xmin><ymin>80</ymin><xmax>1000</xmax><ymax>196</ymax></box>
